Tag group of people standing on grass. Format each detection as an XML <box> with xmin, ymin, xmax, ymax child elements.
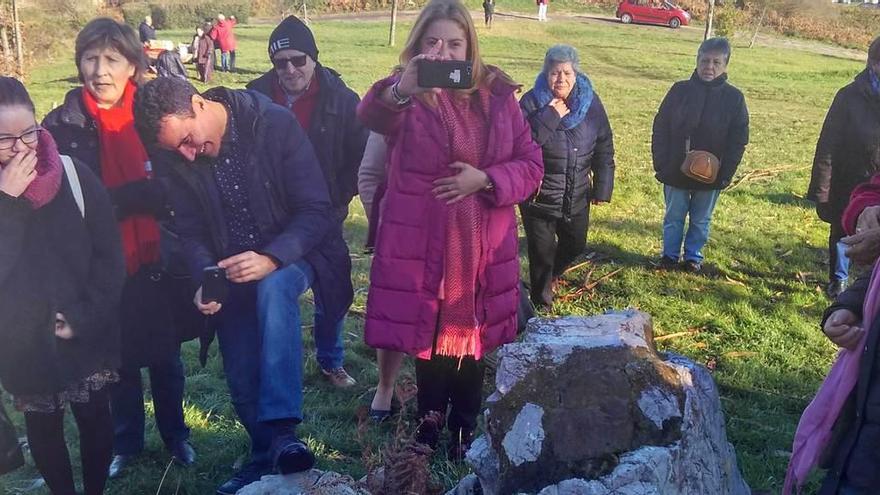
<box><xmin>0</xmin><ymin>1</ymin><xmax>759</xmax><ymax>493</ymax></box>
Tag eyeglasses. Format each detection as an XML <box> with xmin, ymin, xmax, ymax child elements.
<box><xmin>272</xmin><ymin>55</ymin><xmax>308</xmax><ymax>70</ymax></box>
<box><xmin>0</xmin><ymin>126</ymin><xmax>41</xmax><ymax>151</ymax></box>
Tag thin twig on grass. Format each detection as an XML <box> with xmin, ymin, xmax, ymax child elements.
<box><xmin>727</xmin><ymin>165</ymin><xmax>809</xmax><ymax>190</ymax></box>
<box><xmin>584</xmin><ymin>267</ymin><xmax>624</xmax><ymax>291</ymax></box>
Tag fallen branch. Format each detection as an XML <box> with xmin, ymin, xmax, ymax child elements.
<box><xmin>727</xmin><ymin>165</ymin><xmax>809</xmax><ymax>190</ymax></box>
<box><xmin>655</xmin><ymin>330</ymin><xmax>698</xmax><ymax>342</ymax></box>
<box><xmin>584</xmin><ymin>267</ymin><xmax>624</xmax><ymax>291</ymax></box>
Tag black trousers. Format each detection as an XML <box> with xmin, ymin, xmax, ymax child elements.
<box><xmin>521</xmin><ymin>206</ymin><xmax>590</xmax><ymax>308</ymax></box>
<box><xmin>415</xmin><ymin>355</ymin><xmax>485</xmax><ymax>435</ymax></box>
<box><xmin>23</xmin><ymin>388</ymin><xmax>113</xmax><ymax>495</ymax></box>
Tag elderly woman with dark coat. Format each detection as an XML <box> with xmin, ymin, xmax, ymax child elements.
<box><xmin>0</xmin><ymin>77</ymin><xmax>125</xmax><ymax>495</ymax></box>
<box><xmin>519</xmin><ymin>44</ymin><xmax>615</xmax><ymax>309</ymax></box>
<box><xmin>652</xmin><ymin>37</ymin><xmax>749</xmax><ymax>273</ymax></box>
<box><xmin>41</xmin><ymin>18</ymin><xmax>196</xmax><ymax>477</ymax></box>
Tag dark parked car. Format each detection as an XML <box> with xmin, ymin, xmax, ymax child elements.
<box><xmin>616</xmin><ymin>0</ymin><xmax>691</xmax><ymax>28</ymax></box>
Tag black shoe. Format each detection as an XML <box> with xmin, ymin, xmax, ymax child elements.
<box><xmin>826</xmin><ymin>279</ymin><xmax>847</xmax><ymax>298</ymax></box>
<box><xmin>659</xmin><ymin>256</ymin><xmax>679</xmax><ymax>269</ymax></box>
<box><xmin>271</xmin><ymin>434</ymin><xmax>315</xmax><ymax>475</ymax></box>
<box><xmin>169</xmin><ymin>440</ymin><xmax>196</xmax><ymax>467</ymax></box>
<box><xmin>369</xmin><ymin>407</ymin><xmax>392</xmax><ymax>423</ymax></box>
<box><xmin>107</xmin><ymin>454</ymin><xmax>136</xmax><ymax>478</ymax></box>
<box><xmin>415</xmin><ymin>411</ymin><xmax>444</xmax><ymax>450</ymax></box>
<box><xmin>215</xmin><ymin>462</ymin><xmax>271</xmax><ymax>495</ymax></box>
<box><xmin>683</xmin><ymin>260</ymin><xmax>702</xmax><ymax>273</ymax></box>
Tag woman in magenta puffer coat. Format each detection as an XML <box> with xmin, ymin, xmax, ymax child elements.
<box><xmin>357</xmin><ymin>0</ymin><xmax>543</xmax><ymax>459</ymax></box>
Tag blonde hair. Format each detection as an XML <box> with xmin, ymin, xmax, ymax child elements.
<box><xmin>399</xmin><ymin>0</ymin><xmax>516</xmax><ymax>94</ymax></box>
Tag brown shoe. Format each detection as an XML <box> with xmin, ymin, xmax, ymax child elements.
<box><xmin>321</xmin><ymin>367</ymin><xmax>357</xmax><ymax>388</ymax></box>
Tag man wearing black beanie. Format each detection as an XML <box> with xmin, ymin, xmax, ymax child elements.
<box><xmin>247</xmin><ymin>17</ymin><xmax>367</xmax><ymax>390</ymax></box>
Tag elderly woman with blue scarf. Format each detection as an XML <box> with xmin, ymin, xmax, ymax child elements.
<box><xmin>519</xmin><ymin>44</ymin><xmax>615</xmax><ymax>309</ymax></box>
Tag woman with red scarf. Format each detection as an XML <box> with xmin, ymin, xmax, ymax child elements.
<box><xmin>0</xmin><ymin>77</ymin><xmax>125</xmax><ymax>495</ymax></box>
<box><xmin>42</xmin><ymin>18</ymin><xmax>196</xmax><ymax>478</ymax></box>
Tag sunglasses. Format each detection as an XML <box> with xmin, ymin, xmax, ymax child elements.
<box><xmin>272</xmin><ymin>55</ymin><xmax>308</xmax><ymax>70</ymax></box>
<box><xmin>0</xmin><ymin>126</ymin><xmax>41</xmax><ymax>151</ymax></box>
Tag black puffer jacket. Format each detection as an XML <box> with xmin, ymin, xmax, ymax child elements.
<box><xmin>819</xmin><ymin>274</ymin><xmax>880</xmax><ymax>494</ymax></box>
<box><xmin>519</xmin><ymin>89</ymin><xmax>615</xmax><ymax>220</ymax></box>
<box><xmin>652</xmin><ymin>72</ymin><xmax>749</xmax><ymax>190</ymax></box>
<box><xmin>247</xmin><ymin>65</ymin><xmax>368</xmax><ymax>222</ymax></box>
<box><xmin>0</xmin><ymin>159</ymin><xmax>125</xmax><ymax>396</ymax></box>
<box><xmin>42</xmin><ymin>87</ymin><xmax>201</xmax><ymax>367</ymax></box>
<box><xmin>807</xmin><ymin>69</ymin><xmax>880</xmax><ymax>222</ymax></box>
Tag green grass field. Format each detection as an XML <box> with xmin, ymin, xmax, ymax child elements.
<box><xmin>0</xmin><ymin>14</ymin><xmax>861</xmax><ymax>494</ymax></box>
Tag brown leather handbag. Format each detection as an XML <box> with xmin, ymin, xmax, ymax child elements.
<box><xmin>680</xmin><ymin>138</ymin><xmax>720</xmax><ymax>184</ymax></box>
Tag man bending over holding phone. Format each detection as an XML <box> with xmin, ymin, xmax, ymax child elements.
<box><xmin>133</xmin><ymin>76</ymin><xmax>353</xmax><ymax>495</ymax></box>
<box><xmin>247</xmin><ymin>15</ymin><xmax>367</xmax><ymax>389</ymax></box>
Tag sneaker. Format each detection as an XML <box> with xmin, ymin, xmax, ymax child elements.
<box><xmin>659</xmin><ymin>256</ymin><xmax>679</xmax><ymax>269</ymax></box>
<box><xmin>684</xmin><ymin>260</ymin><xmax>702</xmax><ymax>273</ymax></box>
<box><xmin>216</xmin><ymin>461</ymin><xmax>271</xmax><ymax>495</ymax></box>
<box><xmin>271</xmin><ymin>434</ymin><xmax>316</xmax><ymax>475</ymax></box>
<box><xmin>321</xmin><ymin>367</ymin><xmax>357</xmax><ymax>388</ymax></box>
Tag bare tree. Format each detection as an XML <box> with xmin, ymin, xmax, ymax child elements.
<box><xmin>704</xmin><ymin>0</ymin><xmax>716</xmax><ymax>39</ymax></box>
<box><xmin>389</xmin><ymin>0</ymin><xmax>399</xmax><ymax>46</ymax></box>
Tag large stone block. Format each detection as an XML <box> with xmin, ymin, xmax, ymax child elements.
<box><xmin>461</xmin><ymin>310</ymin><xmax>750</xmax><ymax>495</ymax></box>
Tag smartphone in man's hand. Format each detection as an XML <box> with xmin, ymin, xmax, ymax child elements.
<box><xmin>201</xmin><ymin>266</ymin><xmax>229</xmax><ymax>304</ymax></box>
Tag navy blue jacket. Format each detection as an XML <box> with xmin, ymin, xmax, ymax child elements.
<box><xmin>162</xmin><ymin>88</ymin><xmax>353</xmax><ymax>323</ymax></box>
<box><xmin>247</xmin><ymin>65</ymin><xmax>368</xmax><ymax>222</ymax></box>
<box><xmin>520</xmin><ymin>90</ymin><xmax>615</xmax><ymax>220</ymax></box>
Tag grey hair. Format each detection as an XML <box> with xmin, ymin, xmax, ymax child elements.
<box><xmin>697</xmin><ymin>37</ymin><xmax>731</xmax><ymax>63</ymax></box>
<box><xmin>543</xmin><ymin>44</ymin><xmax>580</xmax><ymax>75</ymax></box>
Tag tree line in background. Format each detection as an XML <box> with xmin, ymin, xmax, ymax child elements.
<box><xmin>1</xmin><ymin>0</ymin><xmax>876</xmax><ymax>81</ymax></box>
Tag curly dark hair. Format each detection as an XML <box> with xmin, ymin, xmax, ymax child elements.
<box><xmin>134</xmin><ymin>76</ymin><xmax>198</xmax><ymax>147</ymax></box>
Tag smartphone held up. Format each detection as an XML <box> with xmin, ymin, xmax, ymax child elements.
<box><xmin>418</xmin><ymin>59</ymin><xmax>474</xmax><ymax>89</ymax></box>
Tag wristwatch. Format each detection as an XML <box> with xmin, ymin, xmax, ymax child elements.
<box><xmin>390</xmin><ymin>82</ymin><xmax>411</xmax><ymax>106</ymax></box>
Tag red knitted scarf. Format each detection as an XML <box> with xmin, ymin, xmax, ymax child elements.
<box><xmin>82</xmin><ymin>81</ymin><xmax>160</xmax><ymax>275</ymax></box>
<box><xmin>435</xmin><ymin>89</ymin><xmax>491</xmax><ymax>358</ymax></box>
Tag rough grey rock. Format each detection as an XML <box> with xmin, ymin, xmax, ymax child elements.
<box><xmin>235</xmin><ymin>469</ymin><xmax>370</xmax><ymax>495</ymax></box>
<box><xmin>458</xmin><ymin>310</ymin><xmax>750</xmax><ymax>495</ymax></box>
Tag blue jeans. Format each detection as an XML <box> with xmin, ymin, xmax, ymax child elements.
<box><xmin>662</xmin><ymin>185</ymin><xmax>721</xmax><ymax>263</ymax></box>
<box><xmin>214</xmin><ymin>261</ymin><xmax>343</xmax><ymax>464</ymax></box>
<box><xmin>110</xmin><ymin>351</ymin><xmax>189</xmax><ymax>455</ymax></box>
<box><xmin>220</xmin><ymin>51</ymin><xmax>235</xmax><ymax>72</ymax></box>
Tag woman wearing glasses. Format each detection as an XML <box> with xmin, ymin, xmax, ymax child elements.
<box><xmin>0</xmin><ymin>76</ymin><xmax>125</xmax><ymax>495</ymax></box>
<box><xmin>42</xmin><ymin>18</ymin><xmax>197</xmax><ymax>477</ymax></box>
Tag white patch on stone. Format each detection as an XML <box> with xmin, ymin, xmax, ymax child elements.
<box><xmin>638</xmin><ymin>387</ymin><xmax>681</xmax><ymax>429</ymax></box>
<box><xmin>502</xmin><ymin>403</ymin><xmax>546</xmax><ymax>466</ymax></box>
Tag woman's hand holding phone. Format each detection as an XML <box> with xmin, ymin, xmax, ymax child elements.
<box><xmin>390</xmin><ymin>40</ymin><xmax>446</xmax><ymax>101</ymax></box>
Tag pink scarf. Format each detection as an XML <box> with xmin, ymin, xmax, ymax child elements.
<box><xmin>435</xmin><ymin>89</ymin><xmax>491</xmax><ymax>358</ymax></box>
<box><xmin>783</xmin><ymin>261</ymin><xmax>880</xmax><ymax>493</ymax></box>
<box><xmin>17</xmin><ymin>130</ymin><xmax>63</xmax><ymax>209</ymax></box>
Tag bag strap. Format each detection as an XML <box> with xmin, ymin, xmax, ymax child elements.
<box><xmin>60</xmin><ymin>155</ymin><xmax>85</xmax><ymax>218</ymax></box>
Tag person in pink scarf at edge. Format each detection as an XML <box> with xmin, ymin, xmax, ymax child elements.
<box><xmin>0</xmin><ymin>77</ymin><xmax>125</xmax><ymax>495</ymax></box>
<box><xmin>784</xmin><ymin>170</ymin><xmax>880</xmax><ymax>492</ymax></box>
<box><xmin>356</xmin><ymin>0</ymin><xmax>543</xmax><ymax>459</ymax></box>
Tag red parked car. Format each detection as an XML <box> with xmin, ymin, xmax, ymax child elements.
<box><xmin>616</xmin><ymin>0</ymin><xmax>691</xmax><ymax>28</ymax></box>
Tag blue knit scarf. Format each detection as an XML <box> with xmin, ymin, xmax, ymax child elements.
<box><xmin>533</xmin><ymin>71</ymin><xmax>594</xmax><ymax>130</ymax></box>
